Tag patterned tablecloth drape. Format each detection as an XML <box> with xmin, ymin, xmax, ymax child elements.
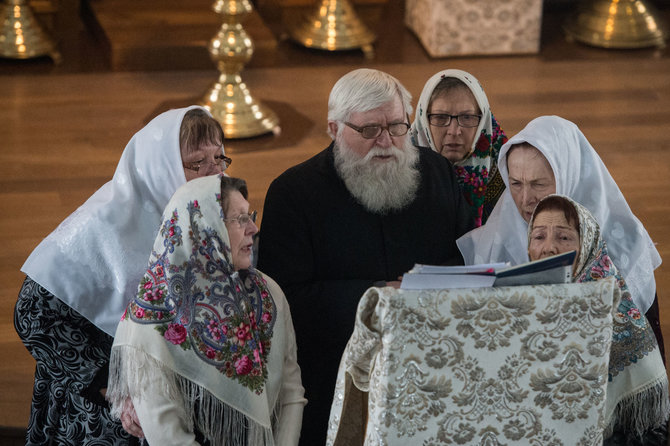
<box><xmin>327</xmin><ymin>279</ymin><xmax>620</xmax><ymax>446</ymax></box>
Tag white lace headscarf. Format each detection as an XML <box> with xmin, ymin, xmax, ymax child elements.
<box><xmin>21</xmin><ymin>106</ymin><xmax>224</xmax><ymax>335</ymax></box>
<box><xmin>458</xmin><ymin>115</ymin><xmax>661</xmax><ymax>312</ymax></box>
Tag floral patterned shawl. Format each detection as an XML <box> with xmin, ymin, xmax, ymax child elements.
<box><xmin>108</xmin><ymin>175</ymin><xmax>289</xmax><ymax>445</ymax></box>
<box><xmin>528</xmin><ymin>195</ymin><xmax>669</xmax><ymax>438</ymax></box>
<box><xmin>410</xmin><ymin>69</ymin><xmax>507</xmax><ymax>226</ymax></box>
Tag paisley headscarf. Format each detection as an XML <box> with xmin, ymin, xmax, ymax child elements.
<box><xmin>458</xmin><ymin>116</ymin><xmax>661</xmax><ymax>313</ymax></box>
<box><xmin>528</xmin><ymin>195</ymin><xmax>669</xmax><ymax>438</ymax></box>
<box><xmin>21</xmin><ymin>106</ymin><xmax>222</xmax><ymax>336</ymax></box>
<box><xmin>410</xmin><ymin>69</ymin><xmax>507</xmax><ymax>226</ymax></box>
<box><xmin>108</xmin><ymin>175</ymin><xmax>292</xmax><ymax>445</ymax></box>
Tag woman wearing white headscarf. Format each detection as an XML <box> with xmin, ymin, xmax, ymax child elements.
<box><xmin>457</xmin><ymin>115</ymin><xmax>661</xmax><ymax>312</ymax></box>
<box><xmin>107</xmin><ymin>175</ymin><xmax>305</xmax><ymax>445</ymax></box>
<box><xmin>14</xmin><ymin>106</ymin><xmax>228</xmax><ymax>445</ymax></box>
<box><xmin>457</xmin><ymin>115</ymin><xmax>664</xmax><ymax>360</ymax></box>
<box><xmin>410</xmin><ymin>69</ymin><xmax>508</xmax><ymax>226</ymax></box>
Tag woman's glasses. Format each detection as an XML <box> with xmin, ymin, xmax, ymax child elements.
<box><xmin>427</xmin><ymin>114</ymin><xmax>481</xmax><ymax>128</ymax></box>
<box><xmin>183</xmin><ymin>155</ymin><xmax>232</xmax><ymax>173</ymax></box>
<box><xmin>224</xmin><ymin>210</ymin><xmax>257</xmax><ymax>227</ymax></box>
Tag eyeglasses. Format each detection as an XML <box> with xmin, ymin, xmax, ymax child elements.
<box><xmin>427</xmin><ymin>114</ymin><xmax>481</xmax><ymax>128</ymax></box>
<box><xmin>183</xmin><ymin>154</ymin><xmax>232</xmax><ymax>173</ymax></box>
<box><xmin>344</xmin><ymin>121</ymin><xmax>410</xmax><ymax>139</ymax></box>
<box><xmin>224</xmin><ymin>210</ymin><xmax>257</xmax><ymax>228</ymax></box>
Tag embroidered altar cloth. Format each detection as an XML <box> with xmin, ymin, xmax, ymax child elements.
<box><xmin>327</xmin><ymin>279</ymin><xmax>620</xmax><ymax>445</ymax></box>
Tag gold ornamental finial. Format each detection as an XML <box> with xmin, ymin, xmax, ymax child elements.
<box><xmin>0</xmin><ymin>0</ymin><xmax>61</xmax><ymax>62</ymax></box>
<box><xmin>289</xmin><ymin>0</ymin><xmax>376</xmax><ymax>58</ymax></box>
<box><xmin>200</xmin><ymin>0</ymin><xmax>280</xmax><ymax>139</ymax></box>
<box><xmin>564</xmin><ymin>0</ymin><xmax>667</xmax><ymax>49</ymax></box>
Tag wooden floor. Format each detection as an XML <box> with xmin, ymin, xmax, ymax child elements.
<box><xmin>1</xmin><ymin>0</ymin><xmax>670</xmax><ymax>432</ymax></box>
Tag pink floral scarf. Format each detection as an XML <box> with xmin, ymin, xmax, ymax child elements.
<box><xmin>109</xmin><ymin>174</ymin><xmax>284</xmax><ymax>444</ymax></box>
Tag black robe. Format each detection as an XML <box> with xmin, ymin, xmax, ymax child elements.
<box><xmin>257</xmin><ymin>143</ymin><xmax>473</xmax><ymax>445</ymax></box>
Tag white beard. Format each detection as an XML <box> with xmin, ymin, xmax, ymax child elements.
<box><xmin>333</xmin><ymin>138</ymin><xmax>420</xmax><ymax>215</ymax></box>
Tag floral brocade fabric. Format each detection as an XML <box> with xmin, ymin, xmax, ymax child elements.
<box><xmin>327</xmin><ymin>282</ymin><xmax>620</xmax><ymax>446</ymax></box>
<box><xmin>123</xmin><ymin>195</ymin><xmax>277</xmax><ymax>394</ymax></box>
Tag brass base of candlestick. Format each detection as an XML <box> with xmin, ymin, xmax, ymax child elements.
<box><xmin>0</xmin><ymin>0</ymin><xmax>61</xmax><ymax>62</ymax></box>
<box><xmin>202</xmin><ymin>73</ymin><xmax>280</xmax><ymax>139</ymax></box>
<box><xmin>289</xmin><ymin>0</ymin><xmax>376</xmax><ymax>58</ymax></box>
<box><xmin>564</xmin><ymin>0</ymin><xmax>667</xmax><ymax>49</ymax></box>
<box><xmin>201</xmin><ymin>0</ymin><xmax>279</xmax><ymax>139</ymax></box>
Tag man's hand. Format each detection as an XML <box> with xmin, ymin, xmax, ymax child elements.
<box><xmin>121</xmin><ymin>397</ymin><xmax>144</xmax><ymax>438</ymax></box>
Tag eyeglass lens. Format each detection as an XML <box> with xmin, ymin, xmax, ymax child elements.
<box><xmin>428</xmin><ymin>114</ymin><xmax>480</xmax><ymax>128</ymax></box>
<box><xmin>234</xmin><ymin>211</ymin><xmax>257</xmax><ymax>226</ymax></box>
<box><xmin>348</xmin><ymin>122</ymin><xmax>410</xmax><ymax>139</ymax></box>
<box><xmin>186</xmin><ymin>155</ymin><xmax>231</xmax><ymax>173</ymax></box>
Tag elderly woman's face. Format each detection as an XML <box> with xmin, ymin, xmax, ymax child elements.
<box><xmin>181</xmin><ymin>142</ymin><xmax>227</xmax><ymax>181</ymax></box>
<box><xmin>507</xmin><ymin>146</ymin><xmax>556</xmax><ymax>222</ymax></box>
<box><xmin>428</xmin><ymin>88</ymin><xmax>479</xmax><ymax>163</ymax></box>
<box><xmin>529</xmin><ymin>208</ymin><xmax>580</xmax><ymax>268</ymax></box>
<box><xmin>224</xmin><ymin>191</ymin><xmax>258</xmax><ymax>271</ymax></box>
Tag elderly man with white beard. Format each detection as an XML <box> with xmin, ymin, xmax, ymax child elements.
<box><xmin>257</xmin><ymin>68</ymin><xmax>473</xmax><ymax>446</ymax></box>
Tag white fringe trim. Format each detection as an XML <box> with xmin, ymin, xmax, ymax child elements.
<box><xmin>108</xmin><ymin>345</ymin><xmax>277</xmax><ymax>445</ymax></box>
<box><xmin>604</xmin><ymin>375</ymin><xmax>670</xmax><ymax>439</ymax></box>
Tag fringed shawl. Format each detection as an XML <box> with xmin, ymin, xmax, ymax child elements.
<box><xmin>410</xmin><ymin>69</ymin><xmax>508</xmax><ymax>226</ymax></box>
<box><xmin>108</xmin><ymin>175</ymin><xmax>289</xmax><ymax>445</ymax></box>
<box><xmin>529</xmin><ymin>194</ymin><xmax>669</xmax><ymax>438</ymax></box>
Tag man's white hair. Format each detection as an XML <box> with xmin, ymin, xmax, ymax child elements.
<box><xmin>327</xmin><ymin>69</ymin><xmax>413</xmax><ymax>139</ymax></box>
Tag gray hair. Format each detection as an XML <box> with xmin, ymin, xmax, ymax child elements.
<box><xmin>219</xmin><ymin>176</ymin><xmax>248</xmax><ymax>216</ymax></box>
<box><xmin>429</xmin><ymin>77</ymin><xmax>480</xmax><ymax>114</ymax></box>
<box><xmin>327</xmin><ymin>69</ymin><xmax>413</xmax><ymax>138</ymax></box>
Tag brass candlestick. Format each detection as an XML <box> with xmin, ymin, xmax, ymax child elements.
<box><xmin>0</xmin><ymin>0</ymin><xmax>60</xmax><ymax>62</ymax></box>
<box><xmin>201</xmin><ymin>0</ymin><xmax>279</xmax><ymax>139</ymax></box>
<box><xmin>289</xmin><ymin>0</ymin><xmax>376</xmax><ymax>58</ymax></box>
<box><xmin>564</xmin><ymin>0</ymin><xmax>668</xmax><ymax>49</ymax></box>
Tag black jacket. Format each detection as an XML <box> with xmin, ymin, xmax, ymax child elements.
<box><xmin>257</xmin><ymin>142</ymin><xmax>473</xmax><ymax>445</ymax></box>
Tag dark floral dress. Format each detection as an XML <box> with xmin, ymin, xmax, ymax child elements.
<box><xmin>14</xmin><ymin>276</ymin><xmax>139</xmax><ymax>446</ymax></box>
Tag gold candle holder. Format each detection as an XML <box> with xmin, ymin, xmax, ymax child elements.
<box><xmin>289</xmin><ymin>0</ymin><xmax>376</xmax><ymax>58</ymax></box>
<box><xmin>201</xmin><ymin>0</ymin><xmax>279</xmax><ymax>139</ymax></box>
<box><xmin>0</xmin><ymin>0</ymin><xmax>61</xmax><ymax>62</ymax></box>
<box><xmin>564</xmin><ymin>0</ymin><xmax>668</xmax><ymax>49</ymax></box>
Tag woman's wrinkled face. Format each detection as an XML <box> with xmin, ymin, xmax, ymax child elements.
<box><xmin>181</xmin><ymin>142</ymin><xmax>226</xmax><ymax>181</ymax></box>
<box><xmin>224</xmin><ymin>191</ymin><xmax>258</xmax><ymax>271</ymax></box>
<box><xmin>507</xmin><ymin>146</ymin><xmax>556</xmax><ymax>222</ymax></box>
<box><xmin>428</xmin><ymin>88</ymin><xmax>480</xmax><ymax>163</ymax></box>
<box><xmin>529</xmin><ymin>208</ymin><xmax>580</xmax><ymax>270</ymax></box>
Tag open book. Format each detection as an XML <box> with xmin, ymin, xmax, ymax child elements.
<box><xmin>400</xmin><ymin>251</ymin><xmax>576</xmax><ymax>290</ymax></box>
